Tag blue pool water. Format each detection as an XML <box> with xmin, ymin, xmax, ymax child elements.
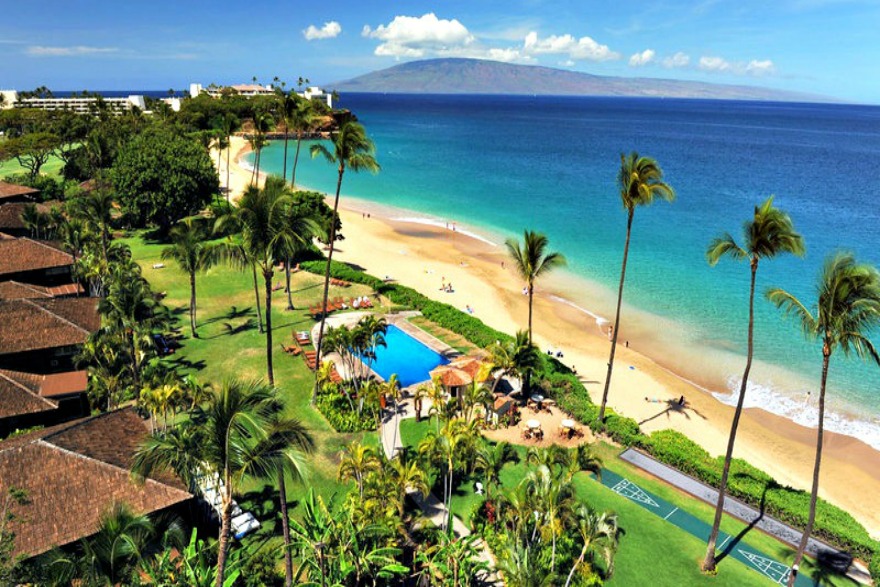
<box><xmin>367</xmin><ymin>325</ymin><xmax>449</xmax><ymax>387</ymax></box>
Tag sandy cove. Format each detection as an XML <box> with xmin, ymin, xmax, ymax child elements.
<box><xmin>218</xmin><ymin>137</ymin><xmax>880</xmax><ymax>537</ymax></box>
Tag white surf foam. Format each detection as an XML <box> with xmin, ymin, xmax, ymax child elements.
<box><xmin>713</xmin><ymin>376</ymin><xmax>880</xmax><ymax>451</ymax></box>
<box><xmin>547</xmin><ymin>294</ymin><xmax>609</xmax><ymax>331</ymax></box>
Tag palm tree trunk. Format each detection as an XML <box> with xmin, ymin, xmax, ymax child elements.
<box><xmin>282</xmin><ymin>130</ymin><xmax>290</xmax><ymax>182</ymax></box>
<box><xmin>285</xmin><ymin>257</ymin><xmax>294</xmax><ymax>310</ymax></box>
<box><xmin>787</xmin><ymin>349</ymin><xmax>830</xmax><ymax>587</ymax></box>
<box><xmin>703</xmin><ymin>259</ymin><xmax>757</xmax><ymax>572</ymax></box>
<box><xmin>190</xmin><ymin>272</ymin><xmax>198</xmax><ymax>338</ymax></box>
<box><xmin>277</xmin><ymin>466</ymin><xmax>294</xmax><ymax>587</ymax></box>
<box><xmin>312</xmin><ymin>166</ymin><xmax>344</xmax><ymax>404</ymax></box>
<box><xmin>264</xmin><ymin>269</ymin><xmax>275</xmax><ymax>386</ymax></box>
<box><xmin>564</xmin><ymin>546</ymin><xmax>588</xmax><ymax>587</ymax></box>
<box><xmin>599</xmin><ymin>210</ymin><xmax>634</xmax><ymax>422</ymax></box>
<box><xmin>292</xmin><ymin>132</ymin><xmax>303</xmax><ymax>187</ymax></box>
<box><xmin>216</xmin><ymin>495</ymin><xmax>233</xmax><ymax>587</ymax></box>
<box><xmin>252</xmin><ymin>264</ymin><xmax>264</xmax><ymax>333</ymax></box>
<box><xmin>226</xmin><ymin>136</ymin><xmax>231</xmax><ymax>201</ymax></box>
<box><xmin>527</xmin><ymin>283</ymin><xmax>534</xmax><ymax>343</ymax></box>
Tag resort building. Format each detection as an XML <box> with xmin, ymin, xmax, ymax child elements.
<box><xmin>0</xmin><ymin>237</ymin><xmax>76</xmax><ymax>286</ymax></box>
<box><xmin>0</xmin><ymin>90</ymin><xmax>146</xmax><ymax>113</ymax></box>
<box><xmin>189</xmin><ymin>82</ymin><xmax>334</xmax><ymax>108</ymax></box>
<box><xmin>0</xmin><ymin>181</ymin><xmax>40</xmax><ymax>204</ymax></box>
<box><xmin>0</xmin><ymin>408</ymin><xmax>193</xmax><ymax>560</ymax></box>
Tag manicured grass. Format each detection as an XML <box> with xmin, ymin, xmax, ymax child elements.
<box><xmin>122</xmin><ymin>233</ymin><xmax>377</xmax><ymax>513</ymax></box>
<box><xmin>0</xmin><ymin>152</ymin><xmax>66</xmax><ymax>178</ymax></box>
<box><xmin>399</xmin><ymin>417</ymin><xmax>849</xmax><ymax>586</ymax></box>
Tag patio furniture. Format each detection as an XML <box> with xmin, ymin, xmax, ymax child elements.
<box><xmin>526</xmin><ymin>419</ymin><xmax>541</xmax><ymax>429</ymax></box>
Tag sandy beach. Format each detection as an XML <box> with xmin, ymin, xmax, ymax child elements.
<box><xmin>218</xmin><ymin>136</ymin><xmax>880</xmax><ymax>538</ymax></box>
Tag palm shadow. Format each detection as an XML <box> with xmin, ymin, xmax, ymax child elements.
<box><xmin>638</xmin><ymin>398</ymin><xmax>708</xmax><ymax>426</ymax></box>
<box><xmin>716</xmin><ymin>479</ymin><xmax>774</xmax><ymax>564</ymax></box>
<box><xmin>165</xmin><ymin>356</ymin><xmax>206</xmax><ymax>371</ymax></box>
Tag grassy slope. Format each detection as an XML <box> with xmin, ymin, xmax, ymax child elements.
<box><xmin>399</xmin><ymin>418</ymin><xmax>847</xmax><ymax>586</ymax></box>
<box><xmin>0</xmin><ymin>153</ymin><xmax>65</xmax><ymax>178</ymax></box>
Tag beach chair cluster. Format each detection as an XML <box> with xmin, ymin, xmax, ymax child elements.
<box><xmin>307</xmin><ymin>296</ymin><xmax>374</xmax><ymax>318</ymax></box>
<box><xmin>330</xmin><ymin>278</ymin><xmax>351</xmax><ymax>287</ymax></box>
<box><xmin>521</xmin><ymin>426</ymin><xmax>545</xmax><ymax>441</ymax></box>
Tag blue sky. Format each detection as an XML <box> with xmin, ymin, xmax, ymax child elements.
<box><xmin>2</xmin><ymin>0</ymin><xmax>879</xmax><ymax>103</ymax></box>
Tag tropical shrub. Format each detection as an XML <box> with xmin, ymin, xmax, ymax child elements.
<box><xmin>869</xmin><ymin>553</ymin><xmax>879</xmax><ymax>582</ymax></box>
<box><xmin>315</xmin><ymin>390</ymin><xmax>375</xmax><ymax>432</ymax></box>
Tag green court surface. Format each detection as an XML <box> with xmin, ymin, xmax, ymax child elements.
<box><xmin>599</xmin><ymin>469</ymin><xmax>813</xmax><ymax>586</ymax></box>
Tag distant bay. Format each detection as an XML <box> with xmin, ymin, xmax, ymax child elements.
<box><xmin>252</xmin><ymin>94</ymin><xmax>880</xmax><ymax>448</ymax></box>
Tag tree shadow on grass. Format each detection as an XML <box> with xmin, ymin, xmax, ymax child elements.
<box><xmin>165</xmin><ymin>355</ymin><xmax>207</xmax><ymax>372</ymax></box>
<box><xmin>716</xmin><ymin>479</ymin><xmax>774</xmax><ymax>564</ymax></box>
<box><xmin>203</xmin><ymin>318</ymin><xmax>257</xmax><ymax>339</ymax></box>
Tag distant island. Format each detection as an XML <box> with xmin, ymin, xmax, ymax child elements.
<box><xmin>331</xmin><ymin>58</ymin><xmax>830</xmax><ymax>103</ymax></box>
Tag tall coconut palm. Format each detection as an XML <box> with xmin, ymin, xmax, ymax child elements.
<box><xmin>161</xmin><ymin>218</ymin><xmax>219</xmax><ymax>338</ymax></box>
<box><xmin>417</xmin><ymin>417</ymin><xmax>473</xmax><ymax>531</ymax></box>
<box><xmin>132</xmin><ymin>379</ymin><xmax>311</xmax><ymax>587</ymax></box>
<box><xmin>248</xmin><ymin>111</ymin><xmax>273</xmax><ymax>184</ymax></box>
<box><xmin>768</xmin><ymin>253</ymin><xmax>880</xmax><ymax>586</ymax></box>
<box><xmin>505</xmin><ymin>230</ymin><xmax>566</xmax><ymax>343</ymax></box>
<box><xmin>475</xmin><ymin>440</ymin><xmax>517</xmax><ymax>519</ymax></box>
<box><xmin>598</xmin><ymin>152</ymin><xmax>675</xmax><ymax>423</ymax></box>
<box><xmin>218</xmin><ymin>177</ymin><xmax>317</xmax><ymax>384</ymax></box>
<box><xmin>701</xmin><ymin>196</ymin><xmax>804</xmax><ymax>573</ymax></box>
<box><xmin>290</xmin><ymin>98</ymin><xmax>317</xmax><ymax>187</ymax></box>
<box><xmin>338</xmin><ymin>440</ymin><xmax>380</xmax><ymax>499</ymax></box>
<box><xmin>487</xmin><ymin>330</ymin><xmax>541</xmax><ymax>395</ymax></box>
<box><xmin>259</xmin><ymin>416</ymin><xmax>315</xmax><ymax>587</ymax></box>
<box><xmin>310</xmin><ymin>115</ymin><xmax>380</xmax><ymax>403</ymax></box>
<box><xmin>219</xmin><ymin>113</ymin><xmax>240</xmax><ymax>199</ymax></box>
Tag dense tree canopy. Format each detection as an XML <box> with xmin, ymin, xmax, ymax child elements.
<box><xmin>112</xmin><ymin>128</ymin><xmax>219</xmax><ymax>230</ymax></box>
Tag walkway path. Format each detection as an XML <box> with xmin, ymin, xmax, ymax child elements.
<box><xmin>380</xmin><ymin>397</ymin><xmax>501</xmax><ymax>585</ymax></box>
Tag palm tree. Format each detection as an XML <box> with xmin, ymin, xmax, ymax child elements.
<box><xmin>247</xmin><ymin>111</ymin><xmax>273</xmax><ymax>184</ymax></box>
<box><xmin>278</xmin><ymin>90</ymin><xmax>298</xmax><ymax>182</ymax></box>
<box><xmin>162</xmin><ymin>218</ymin><xmax>219</xmax><ymax>338</ymax></box>
<box><xmin>132</xmin><ymin>379</ymin><xmax>311</xmax><ymax>587</ymax></box>
<box><xmin>218</xmin><ymin>177</ymin><xmax>317</xmax><ymax>384</ymax></box>
<box><xmin>338</xmin><ymin>441</ymin><xmax>380</xmax><ymax>499</ymax></box>
<box><xmin>768</xmin><ymin>253</ymin><xmax>880</xmax><ymax>586</ymax></box>
<box><xmin>475</xmin><ymin>440</ymin><xmax>517</xmax><ymax>519</ymax></box>
<box><xmin>701</xmin><ymin>196</ymin><xmax>804</xmax><ymax>573</ymax></box>
<box><xmin>417</xmin><ymin>417</ymin><xmax>473</xmax><ymax>531</ymax></box>
<box><xmin>526</xmin><ymin>465</ymin><xmax>574</xmax><ymax>572</ymax></box>
<box><xmin>497</xmin><ymin>542</ymin><xmax>556</xmax><ymax>587</ymax></box>
<box><xmin>219</xmin><ymin>113</ymin><xmax>240</xmax><ymax>199</ymax></box>
<box><xmin>487</xmin><ymin>331</ymin><xmax>541</xmax><ymax>396</ymax></box>
<box><xmin>290</xmin><ymin>98</ymin><xmax>317</xmax><ymax>187</ymax></box>
<box><xmin>505</xmin><ymin>230</ymin><xmax>566</xmax><ymax>343</ymax></box>
<box><xmin>564</xmin><ymin>505</ymin><xmax>620</xmax><ymax>587</ymax></box>
<box><xmin>310</xmin><ymin>115</ymin><xmax>380</xmax><ymax>403</ymax></box>
<box><xmin>259</xmin><ymin>417</ymin><xmax>315</xmax><ymax>587</ymax></box>
<box><xmin>598</xmin><ymin>152</ymin><xmax>676</xmax><ymax>423</ymax></box>
<box><xmin>386</xmin><ymin>455</ymin><xmax>429</xmax><ymax>521</ymax></box>
<box><xmin>71</xmin><ymin>188</ymin><xmax>114</xmax><ymax>262</ymax></box>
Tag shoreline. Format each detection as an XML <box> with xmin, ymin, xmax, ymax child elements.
<box><xmin>220</xmin><ymin>136</ymin><xmax>880</xmax><ymax>537</ymax></box>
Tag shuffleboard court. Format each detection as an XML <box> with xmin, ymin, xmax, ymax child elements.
<box><xmin>598</xmin><ymin>469</ymin><xmax>816</xmax><ymax>586</ymax></box>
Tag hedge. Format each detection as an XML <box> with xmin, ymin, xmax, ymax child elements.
<box><xmin>303</xmin><ymin>257</ymin><xmax>880</xmax><ymax>570</ymax></box>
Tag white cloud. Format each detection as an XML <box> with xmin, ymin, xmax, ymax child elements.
<box><xmin>364</xmin><ymin>13</ymin><xmax>474</xmax><ymax>58</ymax></box>
<box><xmin>699</xmin><ymin>55</ymin><xmax>776</xmax><ymax>76</ymax></box>
<box><xmin>699</xmin><ymin>55</ymin><xmax>731</xmax><ymax>72</ymax></box>
<box><xmin>26</xmin><ymin>45</ymin><xmax>118</xmax><ymax>57</ymax></box>
<box><xmin>628</xmin><ymin>49</ymin><xmax>655</xmax><ymax>67</ymax></box>
<box><xmin>523</xmin><ymin>31</ymin><xmax>619</xmax><ymax>62</ymax></box>
<box><xmin>303</xmin><ymin>21</ymin><xmax>341</xmax><ymax>41</ymax></box>
<box><xmin>662</xmin><ymin>52</ymin><xmax>690</xmax><ymax>68</ymax></box>
<box><xmin>746</xmin><ymin>59</ymin><xmax>775</xmax><ymax>75</ymax></box>
<box><xmin>485</xmin><ymin>47</ymin><xmax>525</xmax><ymax>63</ymax></box>
<box><xmin>560</xmin><ymin>59</ymin><xmax>575</xmax><ymax>67</ymax></box>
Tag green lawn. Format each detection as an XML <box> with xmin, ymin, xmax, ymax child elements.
<box><xmin>0</xmin><ymin>152</ymin><xmax>66</xmax><ymax>179</ymax></box>
<box><xmin>399</xmin><ymin>417</ymin><xmax>850</xmax><ymax>586</ymax></box>
<box><xmin>123</xmin><ymin>233</ymin><xmax>378</xmax><ymax>515</ymax></box>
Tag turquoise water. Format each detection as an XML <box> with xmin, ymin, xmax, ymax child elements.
<box><xmin>251</xmin><ymin>94</ymin><xmax>880</xmax><ymax>448</ymax></box>
<box><xmin>366</xmin><ymin>325</ymin><xmax>449</xmax><ymax>387</ymax></box>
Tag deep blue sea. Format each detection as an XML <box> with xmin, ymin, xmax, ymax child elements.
<box><xmin>251</xmin><ymin>94</ymin><xmax>880</xmax><ymax>448</ymax></box>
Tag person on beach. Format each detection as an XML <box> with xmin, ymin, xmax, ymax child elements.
<box><xmin>677</xmin><ymin>395</ymin><xmax>686</xmax><ymax>406</ymax></box>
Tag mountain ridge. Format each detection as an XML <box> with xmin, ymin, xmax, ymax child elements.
<box><xmin>330</xmin><ymin>58</ymin><xmax>831</xmax><ymax>103</ymax></box>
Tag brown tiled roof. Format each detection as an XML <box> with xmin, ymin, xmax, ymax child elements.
<box><xmin>0</xmin><ymin>238</ymin><xmax>73</xmax><ymax>276</ymax></box>
<box><xmin>0</xmin><ymin>369</ymin><xmax>87</xmax><ymax>398</ymax></box>
<box><xmin>430</xmin><ymin>365</ymin><xmax>473</xmax><ymax>387</ymax></box>
<box><xmin>0</xmin><ymin>297</ymin><xmax>99</xmax><ymax>355</ymax></box>
<box><xmin>0</xmin><ymin>281</ymin><xmax>52</xmax><ymax>300</ymax></box>
<box><xmin>0</xmin><ymin>370</ymin><xmax>58</xmax><ymax>418</ymax></box>
<box><xmin>450</xmin><ymin>357</ymin><xmax>489</xmax><ymax>382</ymax></box>
<box><xmin>0</xmin><ymin>181</ymin><xmax>40</xmax><ymax>201</ymax></box>
<box><xmin>0</xmin><ymin>202</ymin><xmax>50</xmax><ymax>231</ymax></box>
<box><xmin>46</xmin><ymin>283</ymin><xmax>84</xmax><ymax>297</ymax></box>
<box><xmin>0</xmin><ymin>408</ymin><xmax>192</xmax><ymax>558</ymax></box>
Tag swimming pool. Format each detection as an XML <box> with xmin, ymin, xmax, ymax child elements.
<box><xmin>366</xmin><ymin>324</ymin><xmax>449</xmax><ymax>387</ymax></box>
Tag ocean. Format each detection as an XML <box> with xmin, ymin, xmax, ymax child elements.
<box><xmin>249</xmin><ymin>94</ymin><xmax>880</xmax><ymax>449</ymax></box>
